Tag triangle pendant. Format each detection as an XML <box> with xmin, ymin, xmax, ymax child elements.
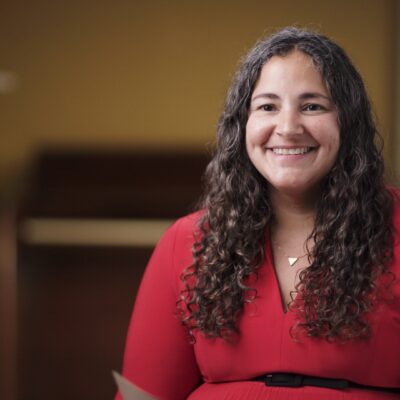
<box><xmin>288</xmin><ymin>257</ymin><xmax>298</xmax><ymax>266</ymax></box>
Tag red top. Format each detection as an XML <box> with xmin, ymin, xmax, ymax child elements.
<box><xmin>116</xmin><ymin>194</ymin><xmax>400</xmax><ymax>400</ymax></box>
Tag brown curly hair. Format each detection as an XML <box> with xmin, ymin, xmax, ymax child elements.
<box><xmin>178</xmin><ymin>27</ymin><xmax>394</xmax><ymax>341</ymax></box>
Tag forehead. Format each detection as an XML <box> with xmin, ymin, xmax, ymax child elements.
<box><xmin>253</xmin><ymin>50</ymin><xmax>329</xmax><ymax>96</ymax></box>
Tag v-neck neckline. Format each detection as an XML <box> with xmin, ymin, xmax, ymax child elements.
<box><xmin>265</xmin><ymin>234</ymin><xmax>299</xmax><ymax>316</ymax></box>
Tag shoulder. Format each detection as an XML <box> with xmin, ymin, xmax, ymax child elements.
<box><xmin>156</xmin><ymin>210</ymin><xmax>203</xmax><ymax>245</ymax></box>
<box><xmin>173</xmin><ymin>210</ymin><xmax>204</xmax><ymax>234</ymax></box>
<box><xmin>164</xmin><ymin>210</ymin><xmax>204</xmax><ymax>248</ymax></box>
<box><xmin>387</xmin><ymin>185</ymin><xmax>400</xmax><ymax>203</ymax></box>
<box><xmin>153</xmin><ymin>211</ymin><xmax>204</xmax><ymax>292</ymax></box>
<box><xmin>387</xmin><ymin>185</ymin><xmax>400</xmax><ymax>231</ymax></box>
<box><xmin>384</xmin><ymin>186</ymin><xmax>400</xmax><ymax>279</ymax></box>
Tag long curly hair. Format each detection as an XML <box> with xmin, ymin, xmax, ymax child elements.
<box><xmin>179</xmin><ymin>27</ymin><xmax>394</xmax><ymax>341</ymax></box>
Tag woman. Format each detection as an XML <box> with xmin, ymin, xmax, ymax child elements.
<box><xmin>116</xmin><ymin>28</ymin><xmax>400</xmax><ymax>399</ymax></box>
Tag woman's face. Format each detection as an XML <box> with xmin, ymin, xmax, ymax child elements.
<box><xmin>245</xmin><ymin>50</ymin><xmax>340</xmax><ymax>199</ymax></box>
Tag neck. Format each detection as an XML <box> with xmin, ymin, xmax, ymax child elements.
<box><xmin>270</xmin><ymin>189</ymin><xmax>317</xmax><ymax>234</ymax></box>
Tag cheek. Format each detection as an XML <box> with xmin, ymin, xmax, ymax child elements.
<box><xmin>245</xmin><ymin>116</ymin><xmax>272</xmax><ymax>147</ymax></box>
<box><xmin>314</xmin><ymin>119</ymin><xmax>340</xmax><ymax>151</ymax></box>
<box><xmin>328</xmin><ymin>129</ymin><xmax>340</xmax><ymax>154</ymax></box>
<box><xmin>326</xmin><ymin>134</ymin><xmax>339</xmax><ymax>150</ymax></box>
<box><xmin>325</xmin><ymin>131</ymin><xmax>340</xmax><ymax>167</ymax></box>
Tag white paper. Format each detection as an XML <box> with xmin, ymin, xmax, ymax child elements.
<box><xmin>112</xmin><ymin>371</ymin><xmax>157</xmax><ymax>400</ymax></box>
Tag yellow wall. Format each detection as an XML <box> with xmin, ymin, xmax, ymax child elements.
<box><xmin>0</xmin><ymin>0</ymin><xmax>396</xmax><ymax>182</ymax></box>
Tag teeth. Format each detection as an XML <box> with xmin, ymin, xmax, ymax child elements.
<box><xmin>272</xmin><ymin>147</ymin><xmax>311</xmax><ymax>155</ymax></box>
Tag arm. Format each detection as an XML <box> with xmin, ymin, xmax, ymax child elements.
<box><xmin>116</xmin><ymin>219</ymin><xmax>202</xmax><ymax>400</ymax></box>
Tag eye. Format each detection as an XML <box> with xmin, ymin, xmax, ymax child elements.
<box><xmin>258</xmin><ymin>104</ymin><xmax>276</xmax><ymax>112</ymax></box>
<box><xmin>302</xmin><ymin>103</ymin><xmax>325</xmax><ymax>112</ymax></box>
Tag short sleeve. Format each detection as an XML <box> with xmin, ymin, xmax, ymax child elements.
<box><xmin>115</xmin><ymin>219</ymin><xmax>202</xmax><ymax>400</ymax></box>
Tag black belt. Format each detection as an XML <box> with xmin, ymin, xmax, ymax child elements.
<box><xmin>252</xmin><ymin>373</ymin><xmax>400</xmax><ymax>394</ymax></box>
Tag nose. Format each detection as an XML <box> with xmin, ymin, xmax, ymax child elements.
<box><xmin>275</xmin><ymin>108</ymin><xmax>303</xmax><ymax>136</ymax></box>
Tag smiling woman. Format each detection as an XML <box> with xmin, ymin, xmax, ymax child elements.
<box><xmin>116</xmin><ymin>28</ymin><xmax>400</xmax><ymax>400</ymax></box>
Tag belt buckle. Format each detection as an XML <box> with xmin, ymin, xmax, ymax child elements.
<box><xmin>265</xmin><ymin>373</ymin><xmax>303</xmax><ymax>387</ymax></box>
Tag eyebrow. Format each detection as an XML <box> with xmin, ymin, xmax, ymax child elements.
<box><xmin>251</xmin><ymin>92</ymin><xmax>332</xmax><ymax>102</ymax></box>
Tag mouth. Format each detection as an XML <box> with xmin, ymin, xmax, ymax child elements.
<box><xmin>270</xmin><ymin>147</ymin><xmax>315</xmax><ymax>155</ymax></box>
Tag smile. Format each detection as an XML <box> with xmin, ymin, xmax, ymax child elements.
<box><xmin>271</xmin><ymin>147</ymin><xmax>314</xmax><ymax>155</ymax></box>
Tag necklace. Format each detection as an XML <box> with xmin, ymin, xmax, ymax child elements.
<box><xmin>272</xmin><ymin>240</ymin><xmax>309</xmax><ymax>267</ymax></box>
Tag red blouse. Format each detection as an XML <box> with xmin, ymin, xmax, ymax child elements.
<box><xmin>116</xmin><ymin>197</ymin><xmax>400</xmax><ymax>400</ymax></box>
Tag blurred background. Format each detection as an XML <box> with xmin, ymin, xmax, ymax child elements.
<box><xmin>0</xmin><ymin>1</ymin><xmax>399</xmax><ymax>399</ymax></box>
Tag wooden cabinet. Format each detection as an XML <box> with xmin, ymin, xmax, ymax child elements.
<box><xmin>13</xmin><ymin>150</ymin><xmax>208</xmax><ymax>400</ymax></box>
